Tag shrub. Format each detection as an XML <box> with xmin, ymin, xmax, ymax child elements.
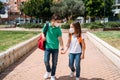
<box><xmin>82</xmin><ymin>22</ymin><xmax>103</xmax><ymax>29</ymax></box>
<box><xmin>105</xmin><ymin>22</ymin><xmax>120</xmax><ymax>28</ymax></box>
<box><xmin>19</xmin><ymin>23</ymin><xmax>44</xmax><ymax>28</ymax></box>
<box><xmin>82</xmin><ymin>23</ymin><xmax>90</xmax><ymax>28</ymax></box>
<box><xmin>82</xmin><ymin>21</ymin><xmax>120</xmax><ymax>29</ymax></box>
<box><xmin>61</xmin><ymin>23</ymin><xmax>70</xmax><ymax>29</ymax></box>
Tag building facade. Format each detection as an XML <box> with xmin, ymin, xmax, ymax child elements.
<box><xmin>0</xmin><ymin>0</ymin><xmax>27</xmax><ymax>24</ymax></box>
<box><xmin>113</xmin><ymin>0</ymin><xmax>120</xmax><ymax>16</ymax></box>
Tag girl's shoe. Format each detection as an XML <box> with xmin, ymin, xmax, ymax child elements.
<box><xmin>69</xmin><ymin>71</ymin><xmax>74</xmax><ymax>77</ymax></box>
<box><xmin>51</xmin><ymin>76</ymin><xmax>56</xmax><ymax>80</ymax></box>
<box><xmin>76</xmin><ymin>77</ymin><xmax>79</xmax><ymax>80</ymax></box>
<box><xmin>44</xmin><ymin>72</ymin><xmax>51</xmax><ymax>79</ymax></box>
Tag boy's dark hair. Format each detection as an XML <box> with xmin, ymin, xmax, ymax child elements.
<box><xmin>51</xmin><ymin>14</ymin><xmax>61</xmax><ymax>20</ymax></box>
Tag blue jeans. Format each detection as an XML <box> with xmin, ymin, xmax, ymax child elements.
<box><xmin>69</xmin><ymin>53</ymin><xmax>81</xmax><ymax>77</ymax></box>
<box><xmin>44</xmin><ymin>49</ymin><xmax>59</xmax><ymax>76</ymax></box>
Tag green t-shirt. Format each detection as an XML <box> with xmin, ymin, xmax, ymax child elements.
<box><xmin>42</xmin><ymin>23</ymin><xmax>62</xmax><ymax>49</ymax></box>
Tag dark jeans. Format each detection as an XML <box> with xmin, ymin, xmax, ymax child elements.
<box><xmin>44</xmin><ymin>49</ymin><xmax>59</xmax><ymax>76</ymax></box>
<box><xmin>69</xmin><ymin>53</ymin><xmax>81</xmax><ymax>77</ymax></box>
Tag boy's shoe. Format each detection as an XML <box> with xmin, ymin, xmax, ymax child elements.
<box><xmin>44</xmin><ymin>72</ymin><xmax>51</xmax><ymax>79</ymax></box>
<box><xmin>69</xmin><ymin>71</ymin><xmax>74</xmax><ymax>77</ymax></box>
<box><xmin>51</xmin><ymin>76</ymin><xmax>56</xmax><ymax>80</ymax></box>
<box><xmin>76</xmin><ymin>77</ymin><xmax>79</xmax><ymax>80</ymax></box>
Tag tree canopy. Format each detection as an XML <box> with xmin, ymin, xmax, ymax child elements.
<box><xmin>21</xmin><ymin>0</ymin><xmax>52</xmax><ymax>20</ymax></box>
<box><xmin>0</xmin><ymin>1</ymin><xmax>3</xmax><ymax>10</ymax></box>
<box><xmin>83</xmin><ymin>0</ymin><xmax>114</xmax><ymax>18</ymax></box>
<box><xmin>51</xmin><ymin>0</ymin><xmax>85</xmax><ymax>20</ymax></box>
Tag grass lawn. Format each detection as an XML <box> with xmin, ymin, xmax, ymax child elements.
<box><xmin>93</xmin><ymin>31</ymin><xmax>120</xmax><ymax>50</ymax></box>
<box><xmin>0</xmin><ymin>25</ymin><xmax>8</xmax><ymax>27</ymax></box>
<box><xmin>0</xmin><ymin>31</ymin><xmax>40</xmax><ymax>53</ymax></box>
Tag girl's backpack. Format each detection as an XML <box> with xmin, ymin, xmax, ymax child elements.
<box><xmin>70</xmin><ymin>34</ymin><xmax>86</xmax><ymax>50</ymax></box>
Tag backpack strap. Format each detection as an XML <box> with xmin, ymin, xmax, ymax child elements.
<box><xmin>70</xmin><ymin>34</ymin><xmax>82</xmax><ymax>43</ymax></box>
<box><xmin>70</xmin><ymin>34</ymin><xmax>86</xmax><ymax>50</ymax></box>
<box><xmin>43</xmin><ymin>23</ymin><xmax>49</xmax><ymax>37</ymax></box>
<box><xmin>79</xmin><ymin>35</ymin><xmax>86</xmax><ymax>50</ymax></box>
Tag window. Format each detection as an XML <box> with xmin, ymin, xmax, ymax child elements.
<box><xmin>118</xmin><ymin>6</ymin><xmax>120</xmax><ymax>9</ymax></box>
<box><xmin>118</xmin><ymin>0</ymin><xmax>120</xmax><ymax>4</ymax></box>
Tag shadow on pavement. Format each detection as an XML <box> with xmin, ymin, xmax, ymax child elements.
<box><xmin>0</xmin><ymin>47</ymin><xmax>37</xmax><ymax>80</ymax></box>
<box><xmin>57</xmin><ymin>75</ymin><xmax>105</xmax><ymax>80</ymax></box>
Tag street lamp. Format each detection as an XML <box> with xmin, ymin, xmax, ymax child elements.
<box><xmin>103</xmin><ymin>0</ymin><xmax>106</xmax><ymax>30</ymax></box>
<box><xmin>7</xmin><ymin>5</ymin><xmax>14</xmax><ymax>27</ymax></box>
<box><xmin>104</xmin><ymin>0</ymin><xmax>105</xmax><ymax>18</ymax></box>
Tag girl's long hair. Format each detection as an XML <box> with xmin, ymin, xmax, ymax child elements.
<box><xmin>72</xmin><ymin>22</ymin><xmax>82</xmax><ymax>37</ymax></box>
<box><xmin>69</xmin><ymin>22</ymin><xmax>82</xmax><ymax>41</ymax></box>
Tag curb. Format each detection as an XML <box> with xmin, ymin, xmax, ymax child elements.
<box><xmin>87</xmin><ymin>32</ymin><xmax>120</xmax><ymax>69</ymax></box>
<box><xmin>0</xmin><ymin>34</ymin><xmax>40</xmax><ymax>73</ymax></box>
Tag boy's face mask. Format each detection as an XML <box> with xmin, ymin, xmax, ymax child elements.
<box><xmin>51</xmin><ymin>20</ymin><xmax>60</xmax><ymax>27</ymax></box>
<box><xmin>69</xmin><ymin>28</ymin><xmax>74</xmax><ymax>34</ymax></box>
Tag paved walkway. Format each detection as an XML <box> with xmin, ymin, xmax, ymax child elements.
<box><xmin>0</xmin><ymin>33</ymin><xmax>120</xmax><ymax>80</ymax></box>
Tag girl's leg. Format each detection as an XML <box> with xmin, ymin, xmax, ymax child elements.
<box><xmin>75</xmin><ymin>53</ymin><xmax>81</xmax><ymax>78</ymax></box>
<box><xmin>69</xmin><ymin>53</ymin><xmax>75</xmax><ymax>72</ymax></box>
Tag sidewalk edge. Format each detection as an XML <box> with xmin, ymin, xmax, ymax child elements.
<box><xmin>0</xmin><ymin>34</ymin><xmax>40</xmax><ymax>73</ymax></box>
<box><xmin>87</xmin><ymin>31</ymin><xmax>120</xmax><ymax>69</ymax></box>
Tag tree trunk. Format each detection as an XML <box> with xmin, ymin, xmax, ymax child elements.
<box><xmin>91</xmin><ymin>17</ymin><xmax>95</xmax><ymax>22</ymax></box>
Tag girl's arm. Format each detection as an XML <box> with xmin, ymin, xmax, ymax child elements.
<box><xmin>81</xmin><ymin>39</ymin><xmax>85</xmax><ymax>59</ymax></box>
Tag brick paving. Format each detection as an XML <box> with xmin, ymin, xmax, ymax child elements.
<box><xmin>0</xmin><ymin>33</ymin><xmax>120</xmax><ymax>80</ymax></box>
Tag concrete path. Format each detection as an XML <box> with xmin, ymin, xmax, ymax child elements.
<box><xmin>0</xmin><ymin>33</ymin><xmax>120</xmax><ymax>80</ymax></box>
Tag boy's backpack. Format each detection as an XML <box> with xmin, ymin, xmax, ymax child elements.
<box><xmin>70</xmin><ymin>34</ymin><xmax>86</xmax><ymax>50</ymax></box>
<box><xmin>38</xmin><ymin>23</ymin><xmax>49</xmax><ymax>51</ymax></box>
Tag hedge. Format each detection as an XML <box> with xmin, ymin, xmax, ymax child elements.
<box><xmin>61</xmin><ymin>23</ymin><xmax>70</xmax><ymax>29</ymax></box>
<box><xmin>19</xmin><ymin>23</ymin><xmax>44</xmax><ymax>28</ymax></box>
<box><xmin>82</xmin><ymin>22</ymin><xmax>120</xmax><ymax>29</ymax></box>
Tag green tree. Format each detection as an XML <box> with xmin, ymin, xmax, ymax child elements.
<box><xmin>21</xmin><ymin>0</ymin><xmax>52</xmax><ymax>22</ymax></box>
<box><xmin>51</xmin><ymin>0</ymin><xmax>85</xmax><ymax>20</ymax></box>
<box><xmin>83</xmin><ymin>0</ymin><xmax>114</xmax><ymax>22</ymax></box>
<box><xmin>0</xmin><ymin>1</ymin><xmax>3</xmax><ymax>10</ymax></box>
<box><xmin>104</xmin><ymin>0</ymin><xmax>114</xmax><ymax>17</ymax></box>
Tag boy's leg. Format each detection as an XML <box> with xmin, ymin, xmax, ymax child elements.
<box><xmin>44</xmin><ymin>49</ymin><xmax>51</xmax><ymax>72</ymax></box>
<box><xmin>75</xmin><ymin>53</ymin><xmax>81</xmax><ymax>78</ymax></box>
<box><xmin>51</xmin><ymin>49</ymin><xmax>59</xmax><ymax>76</ymax></box>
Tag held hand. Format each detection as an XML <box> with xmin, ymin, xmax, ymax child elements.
<box><xmin>60</xmin><ymin>50</ymin><xmax>65</xmax><ymax>54</ymax></box>
<box><xmin>81</xmin><ymin>54</ymin><xmax>85</xmax><ymax>59</ymax></box>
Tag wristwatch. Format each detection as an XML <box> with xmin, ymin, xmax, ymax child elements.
<box><xmin>61</xmin><ymin>48</ymin><xmax>64</xmax><ymax>50</ymax></box>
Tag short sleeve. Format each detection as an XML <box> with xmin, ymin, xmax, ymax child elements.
<box><xmin>57</xmin><ymin>27</ymin><xmax>62</xmax><ymax>37</ymax></box>
<box><xmin>82</xmin><ymin>34</ymin><xmax>85</xmax><ymax>39</ymax></box>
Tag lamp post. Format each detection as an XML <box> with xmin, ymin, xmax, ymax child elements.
<box><xmin>103</xmin><ymin>0</ymin><xmax>106</xmax><ymax>30</ymax></box>
<box><xmin>8</xmin><ymin>5</ymin><xmax>14</xmax><ymax>27</ymax></box>
<box><xmin>104</xmin><ymin>0</ymin><xmax>105</xmax><ymax>19</ymax></box>
<box><xmin>8</xmin><ymin>5</ymin><xmax>11</xmax><ymax>27</ymax></box>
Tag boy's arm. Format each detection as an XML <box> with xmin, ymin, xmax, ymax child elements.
<box><xmin>64</xmin><ymin>38</ymin><xmax>71</xmax><ymax>53</ymax></box>
<box><xmin>58</xmin><ymin>36</ymin><xmax>65</xmax><ymax>54</ymax></box>
<box><xmin>58</xmin><ymin>36</ymin><xmax>64</xmax><ymax>49</ymax></box>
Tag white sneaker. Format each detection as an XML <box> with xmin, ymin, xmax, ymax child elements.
<box><xmin>69</xmin><ymin>71</ymin><xmax>74</xmax><ymax>77</ymax></box>
<box><xmin>51</xmin><ymin>76</ymin><xmax>56</xmax><ymax>80</ymax></box>
<box><xmin>44</xmin><ymin>72</ymin><xmax>51</xmax><ymax>79</ymax></box>
<box><xmin>76</xmin><ymin>77</ymin><xmax>79</xmax><ymax>80</ymax></box>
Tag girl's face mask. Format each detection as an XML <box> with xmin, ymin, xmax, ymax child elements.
<box><xmin>69</xmin><ymin>28</ymin><xmax>74</xmax><ymax>34</ymax></box>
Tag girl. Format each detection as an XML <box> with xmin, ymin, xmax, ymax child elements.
<box><xmin>64</xmin><ymin>22</ymin><xmax>85</xmax><ymax>80</ymax></box>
